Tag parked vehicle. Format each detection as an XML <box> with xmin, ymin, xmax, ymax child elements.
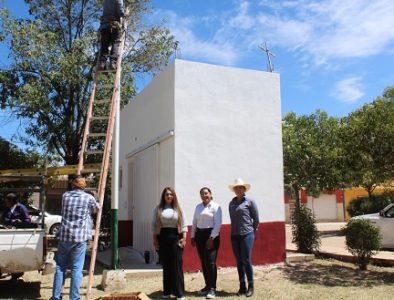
<box><xmin>351</xmin><ymin>203</ymin><xmax>394</xmax><ymax>248</ymax></box>
<box><xmin>0</xmin><ymin>176</ymin><xmax>55</xmax><ymax>279</ymax></box>
<box><xmin>29</xmin><ymin>205</ymin><xmax>62</xmax><ymax>235</ymax></box>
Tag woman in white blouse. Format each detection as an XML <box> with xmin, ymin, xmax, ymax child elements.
<box><xmin>152</xmin><ymin>187</ymin><xmax>188</xmax><ymax>300</ymax></box>
<box><xmin>191</xmin><ymin>187</ymin><xmax>222</xmax><ymax>299</ymax></box>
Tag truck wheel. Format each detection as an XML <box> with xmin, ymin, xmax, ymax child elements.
<box><xmin>11</xmin><ymin>272</ymin><xmax>24</xmax><ymax>281</ymax></box>
<box><xmin>50</xmin><ymin>223</ymin><xmax>61</xmax><ymax>235</ymax></box>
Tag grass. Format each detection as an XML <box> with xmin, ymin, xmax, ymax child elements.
<box><xmin>1</xmin><ymin>258</ymin><xmax>394</xmax><ymax>299</ymax></box>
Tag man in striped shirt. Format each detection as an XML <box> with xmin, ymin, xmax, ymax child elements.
<box><xmin>51</xmin><ymin>175</ymin><xmax>100</xmax><ymax>300</ymax></box>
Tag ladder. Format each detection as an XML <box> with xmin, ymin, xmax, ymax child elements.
<box><xmin>77</xmin><ymin>15</ymin><xmax>128</xmax><ymax>299</ymax></box>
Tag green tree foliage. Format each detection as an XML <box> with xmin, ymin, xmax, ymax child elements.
<box><xmin>291</xmin><ymin>205</ymin><xmax>320</xmax><ymax>254</ymax></box>
<box><xmin>0</xmin><ymin>0</ymin><xmax>176</xmax><ymax>164</ymax></box>
<box><xmin>340</xmin><ymin>87</ymin><xmax>394</xmax><ymax>196</ymax></box>
<box><xmin>347</xmin><ymin>194</ymin><xmax>394</xmax><ymax>217</ymax></box>
<box><xmin>282</xmin><ymin>110</ymin><xmax>343</xmax><ymax>207</ymax></box>
<box><xmin>343</xmin><ymin>219</ymin><xmax>381</xmax><ymax>270</ymax></box>
<box><xmin>0</xmin><ymin>137</ymin><xmax>39</xmax><ymax>169</ymax></box>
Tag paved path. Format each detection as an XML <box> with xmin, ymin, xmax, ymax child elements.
<box><xmin>286</xmin><ymin>222</ymin><xmax>394</xmax><ymax>266</ymax></box>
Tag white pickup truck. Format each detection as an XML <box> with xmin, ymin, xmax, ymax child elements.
<box><xmin>0</xmin><ymin>176</ymin><xmax>55</xmax><ymax>279</ymax></box>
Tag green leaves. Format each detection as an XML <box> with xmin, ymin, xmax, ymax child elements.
<box><xmin>0</xmin><ymin>0</ymin><xmax>176</xmax><ymax>164</ymax></box>
<box><xmin>283</xmin><ymin>110</ymin><xmax>343</xmax><ymax>202</ymax></box>
<box><xmin>341</xmin><ymin>87</ymin><xmax>394</xmax><ymax>194</ymax></box>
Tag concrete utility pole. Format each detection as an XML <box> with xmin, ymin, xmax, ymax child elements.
<box><xmin>259</xmin><ymin>42</ymin><xmax>275</xmax><ymax>72</ymax></box>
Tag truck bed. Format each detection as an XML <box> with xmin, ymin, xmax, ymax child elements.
<box><xmin>0</xmin><ymin>228</ymin><xmax>45</xmax><ymax>273</ymax></box>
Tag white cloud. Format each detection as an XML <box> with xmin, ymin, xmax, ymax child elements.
<box><xmin>155</xmin><ymin>9</ymin><xmax>239</xmax><ymax>65</ymax></box>
<box><xmin>153</xmin><ymin>0</ymin><xmax>394</xmax><ymax>68</ymax></box>
<box><xmin>331</xmin><ymin>77</ymin><xmax>365</xmax><ymax>103</ymax></box>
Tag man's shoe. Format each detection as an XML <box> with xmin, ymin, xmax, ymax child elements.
<box><xmin>237</xmin><ymin>282</ymin><xmax>246</xmax><ymax>296</ymax></box>
<box><xmin>109</xmin><ymin>61</ymin><xmax>117</xmax><ymax>70</ymax></box>
<box><xmin>197</xmin><ymin>286</ymin><xmax>210</xmax><ymax>296</ymax></box>
<box><xmin>162</xmin><ymin>295</ymin><xmax>170</xmax><ymax>299</ymax></box>
<box><xmin>206</xmin><ymin>289</ymin><xmax>216</xmax><ymax>299</ymax></box>
<box><xmin>99</xmin><ymin>61</ymin><xmax>106</xmax><ymax>70</ymax></box>
<box><xmin>246</xmin><ymin>283</ymin><xmax>254</xmax><ymax>297</ymax></box>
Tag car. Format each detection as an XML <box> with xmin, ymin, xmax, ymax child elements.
<box><xmin>28</xmin><ymin>206</ymin><xmax>62</xmax><ymax>236</ymax></box>
<box><xmin>351</xmin><ymin>203</ymin><xmax>394</xmax><ymax>248</ymax></box>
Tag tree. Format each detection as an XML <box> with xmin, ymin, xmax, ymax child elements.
<box><xmin>0</xmin><ymin>136</ymin><xmax>39</xmax><ymax>169</ymax></box>
<box><xmin>343</xmin><ymin>219</ymin><xmax>381</xmax><ymax>270</ymax></box>
<box><xmin>282</xmin><ymin>110</ymin><xmax>343</xmax><ymax>209</ymax></box>
<box><xmin>0</xmin><ymin>0</ymin><xmax>176</xmax><ymax>164</ymax></box>
<box><xmin>340</xmin><ymin>87</ymin><xmax>394</xmax><ymax>197</ymax></box>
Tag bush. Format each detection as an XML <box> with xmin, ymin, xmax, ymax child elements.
<box><xmin>343</xmin><ymin>219</ymin><xmax>382</xmax><ymax>270</ymax></box>
<box><xmin>291</xmin><ymin>205</ymin><xmax>320</xmax><ymax>254</ymax></box>
<box><xmin>347</xmin><ymin>194</ymin><xmax>394</xmax><ymax>217</ymax></box>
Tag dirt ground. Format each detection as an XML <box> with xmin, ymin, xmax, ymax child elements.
<box><xmin>1</xmin><ymin>258</ymin><xmax>394</xmax><ymax>300</ymax></box>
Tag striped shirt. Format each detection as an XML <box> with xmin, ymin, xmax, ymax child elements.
<box><xmin>58</xmin><ymin>189</ymin><xmax>99</xmax><ymax>243</ymax></box>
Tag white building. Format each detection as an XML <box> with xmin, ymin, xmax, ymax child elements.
<box><xmin>118</xmin><ymin>59</ymin><xmax>285</xmax><ymax>270</ymax></box>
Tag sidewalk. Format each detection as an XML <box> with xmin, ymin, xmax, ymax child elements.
<box><xmin>286</xmin><ymin>222</ymin><xmax>394</xmax><ymax>266</ymax></box>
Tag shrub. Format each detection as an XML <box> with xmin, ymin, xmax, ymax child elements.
<box><xmin>291</xmin><ymin>205</ymin><xmax>320</xmax><ymax>254</ymax></box>
<box><xmin>347</xmin><ymin>194</ymin><xmax>394</xmax><ymax>217</ymax></box>
<box><xmin>343</xmin><ymin>219</ymin><xmax>382</xmax><ymax>270</ymax></box>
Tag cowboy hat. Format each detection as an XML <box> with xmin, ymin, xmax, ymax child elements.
<box><xmin>229</xmin><ymin>178</ymin><xmax>251</xmax><ymax>192</ymax></box>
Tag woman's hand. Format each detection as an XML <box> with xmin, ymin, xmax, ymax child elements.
<box><xmin>205</xmin><ymin>237</ymin><xmax>214</xmax><ymax>250</ymax></box>
<box><xmin>178</xmin><ymin>238</ymin><xmax>186</xmax><ymax>248</ymax></box>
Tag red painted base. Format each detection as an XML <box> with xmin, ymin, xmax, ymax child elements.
<box><xmin>183</xmin><ymin>221</ymin><xmax>286</xmax><ymax>272</ymax></box>
<box><xmin>118</xmin><ymin>220</ymin><xmax>286</xmax><ymax>272</ymax></box>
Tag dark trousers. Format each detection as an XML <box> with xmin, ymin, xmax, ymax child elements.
<box><xmin>158</xmin><ymin>228</ymin><xmax>185</xmax><ymax>297</ymax></box>
<box><xmin>231</xmin><ymin>232</ymin><xmax>255</xmax><ymax>284</ymax></box>
<box><xmin>195</xmin><ymin>228</ymin><xmax>220</xmax><ymax>290</ymax></box>
<box><xmin>100</xmin><ymin>26</ymin><xmax>122</xmax><ymax>63</ymax></box>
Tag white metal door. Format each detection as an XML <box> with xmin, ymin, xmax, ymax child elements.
<box><xmin>130</xmin><ymin>144</ymin><xmax>159</xmax><ymax>258</ymax></box>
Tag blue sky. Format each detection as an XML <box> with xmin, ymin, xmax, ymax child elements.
<box><xmin>1</xmin><ymin>0</ymin><xmax>394</xmax><ymax>143</ymax></box>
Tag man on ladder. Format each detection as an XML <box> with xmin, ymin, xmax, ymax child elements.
<box><xmin>99</xmin><ymin>0</ymin><xmax>125</xmax><ymax>70</ymax></box>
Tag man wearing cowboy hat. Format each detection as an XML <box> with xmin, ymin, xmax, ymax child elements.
<box><xmin>51</xmin><ymin>175</ymin><xmax>100</xmax><ymax>300</ymax></box>
<box><xmin>228</xmin><ymin>178</ymin><xmax>259</xmax><ymax>297</ymax></box>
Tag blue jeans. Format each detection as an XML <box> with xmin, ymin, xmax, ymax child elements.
<box><xmin>231</xmin><ymin>232</ymin><xmax>255</xmax><ymax>284</ymax></box>
<box><xmin>52</xmin><ymin>241</ymin><xmax>87</xmax><ymax>300</ymax></box>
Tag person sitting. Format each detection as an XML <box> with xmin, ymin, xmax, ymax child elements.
<box><xmin>99</xmin><ymin>0</ymin><xmax>125</xmax><ymax>70</ymax></box>
<box><xmin>3</xmin><ymin>193</ymin><xmax>32</xmax><ymax>227</ymax></box>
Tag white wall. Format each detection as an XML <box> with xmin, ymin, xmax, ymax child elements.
<box><xmin>119</xmin><ymin>63</ymin><xmax>176</xmax><ymax>220</ymax></box>
<box><xmin>119</xmin><ymin>59</ymin><xmax>284</xmax><ymax>229</ymax></box>
<box><xmin>173</xmin><ymin>60</ymin><xmax>284</xmax><ymax>224</ymax></box>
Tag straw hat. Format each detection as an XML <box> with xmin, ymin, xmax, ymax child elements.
<box><xmin>228</xmin><ymin>178</ymin><xmax>251</xmax><ymax>192</ymax></box>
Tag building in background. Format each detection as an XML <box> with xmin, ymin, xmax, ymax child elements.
<box><xmin>118</xmin><ymin>59</ymin><xmax>284</xmax><ymax>270</ymax></box>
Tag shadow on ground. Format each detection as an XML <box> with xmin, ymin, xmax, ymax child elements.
<box><xmin>148</xmin><ymin>289</ymin><xmax>235</xmax><ymax>299</ymax></box>
<box><xmin>282</xmin><ymin>262</ymin><xmax>394</xmax><ymax>287</ymax></box>
<box><xmin>0</xmin><ymin>280</ymin><xmax>41</xmax><ymax>299</ymax></box>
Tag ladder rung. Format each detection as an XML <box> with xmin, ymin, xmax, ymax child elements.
<box><xmin>90</xmin><ymin>116</ymin><xmax>109</xmax><ymax>121</ymax></box>
<box><xmin>96</xmin><ymin>84</ymin><xmax>114</xmax><ymax>89</ymax></box>
<box><xmin>88</xmin><ymin>133</ymin><xmax>107</xmax><ymax>138</ymax></box>
<box><xmin>99</xmin><ymin>69</ymin><xmax>116</xmax><ymax>73</ymax></box>
<box><xmin>85</xmin><ymin>150</ymin><xmax>104</xmax><ymax>155</ymax></box>
<box><xmin>94</xmin><ymin>99</ymin><xmax>111</xmax><ymax>104</ymax></box>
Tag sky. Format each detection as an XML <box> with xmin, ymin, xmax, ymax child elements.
<box><xmin>1</xmin><ymin>0</ymin><xmax>394</xmax><ymax>144</ymax></box>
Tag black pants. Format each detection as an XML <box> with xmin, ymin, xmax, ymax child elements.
<box><xmin>195</xmin><ymin>228</ymin><xmax>220</xmax><ymax>290</ymax></box>
<box><xmin>100</xmin><ymin>25</ymin><xmax>122</xmax><ymax>64</ymax></box>
<box><xmin>158</xmin><ymin>228</ymin><xmax>185</xmax><ymax>297</ymax></box>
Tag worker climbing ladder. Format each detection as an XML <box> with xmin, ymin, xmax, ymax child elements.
<box><xmin>77</xmin><ymin>12</ymin><xmax>129</xmax><ymax>299</ymax></box>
